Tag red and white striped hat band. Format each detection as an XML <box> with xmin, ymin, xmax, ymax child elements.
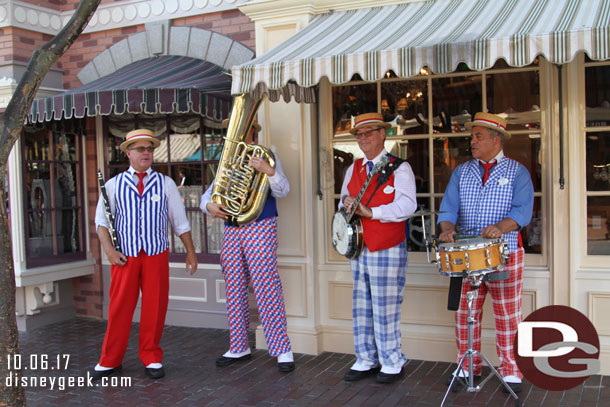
<box><xmin>464</xmin><ymin>112</ymin><xmax>511</xmax><ymax>139</ymax></box>
<box><xmin>471</xmin><ymin>117</ymin><xmax>506</xmax><ymax>131</ymax></box>
<box><xmin>349</xmin><ymin>113</ymin><xmax>391</xmax><ymax>134</ymax></box>
<box><xmin>120</xmin><ymin>129</ymin><xmax>161</xmax><ymax>152</ymax></box>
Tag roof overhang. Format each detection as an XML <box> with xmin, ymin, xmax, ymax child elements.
<box><xmin>29</xmin><ymin>56</ymin><xmax>233</xmax><ymax>123</ymax></box>
<box><xmin>232</xmin><ymin>0</ymin><xmax>610</xmax><ymax>102</ymax></box>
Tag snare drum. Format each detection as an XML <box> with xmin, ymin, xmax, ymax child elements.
<box><xmin>436</xmin><ymin>237</ymin><xmax>508</xmax><ymax>277</ymax></box>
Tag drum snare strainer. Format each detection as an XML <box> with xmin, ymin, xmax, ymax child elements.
<box><xmin>435</xmin><ymin>237</ymin><xmax>509</xmax><ymax>277</ymax></box>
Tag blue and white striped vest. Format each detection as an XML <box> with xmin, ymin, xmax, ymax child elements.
<box><xmin>458</xmin><ymin>157</ymin><xmax>520</xmax><ymax>253</ymax></box>
<box><xmin>114</xmin><ymin>171</ymin><xmax>169</xmax><ymax>257</ymax></box>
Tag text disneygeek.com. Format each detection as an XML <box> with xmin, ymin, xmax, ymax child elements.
<box><xmin>5</xmin><ymin>373</ymin><xmax>132</xmax><ymax>390</ymax></box>
<box><xmin>5</xmin><ymin>353</ymin><xmax>132</xmax><ymax>390</ymax></box>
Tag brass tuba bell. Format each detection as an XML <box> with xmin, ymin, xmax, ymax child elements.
<box><xmin>210</xmin><ymin>93</ymin><xmax>275</xmax><ymax>226</ymax></box>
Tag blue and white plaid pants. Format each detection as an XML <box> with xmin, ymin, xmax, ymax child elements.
<box><xmin>350</xmin><ymin>242</ymin><xmax>408</xmax><ymax>371</ymax></box>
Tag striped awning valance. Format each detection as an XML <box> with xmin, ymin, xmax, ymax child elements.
<box><xmin>29</xmin><ymin>56</ymin><xmax>232</xmax><ymax>123</ymax></box>
<box><xmin>232</xmin><ymin>0</ymin><xmax>610</xmax><ymax>100</ymax></box>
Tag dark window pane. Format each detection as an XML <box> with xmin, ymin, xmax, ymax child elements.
<box><xmin>432</xmin><ymin>76</ymin><xmax>482</xmax><ymax>133</ymax></box>
<box><xmin>26</xmin><ymin>163</ymin><xmax>51</xmax><ymax>210</ymax></box>
<box><xmin>442</xmin><ymin>135</ymin><xmax>473</xmax><ymax>171</ymax></box>
<box><xmin>57</xmin><ymin>209</ymin><xmax>81</xmax><ymax>253</ymax></box>
<box><xmin>406</xmin><ymin>197</ymin><xmax>432</xmax><ymax>252</ymax></box>
<box><xmin>28</xmin><ymin>216</ymin><xmax>54</xmax><ymax>258</ymax></box>
<box><xmin>56</xmin><ymin>163</ymin><xmax>79</xmax><ymax>207</ymax></box>
<box><xmin>107</xmin><ymin>135</ymin><xmax>127</xmax><ymax>164</ymax></box>
<box><xmin>487</xmin><ymin>71</ymin><xmax>540</xmax><ymax>131</ymax></box>
<box><xmin>586</xmin><ymin>131</ymin><xmax>610</xmax><ymax>192</ymax></box>
<box><xmin>24</xmin><ymin>128</ymin><xmax>50</xmax><ymax>161</ymax></box>
<box><xmin>585</xmin><ymin>65</ymin><xmax>610</xmax><ymax>126</ymax></box>
<box><xmin>333</xmin><ymin>147</ymin><xmax>355</xmax><ymax>195</ymax></box>
<box><xmin>505</xmin><ymin>134</ymin><xmax>542</xmax><ymax>192</ymax></box>
<box><xmin>401</xmin><ymin>139</ymin><xmax>428</xmax><ymax>193</ymax></box>
<box><xmin>522</xmin><ymin>197</ymin><xmax>542</xmax><ymax>254</ymax></box>
<box><xmin>433</xmin><ymin>138</ymin><xmax>454</xmax><ymax>193</ymax></box>
<box><xmin>332</xmin><ymin>84</ymin><xmax>378</xmax><ymax>135</ymax></box>
<box><xmin>381</xmin><ymin>80</ymin><xmax>428</xmax><ymax>135</ymax></box>
<box><xmin>587</xmin><ymin>196</ymin><xmax>610</xmax><ymax>255</ymax></box>
<box><xmin>53</xmin><ymin>132</ymin><xmax>78</xmax><ymax>161</ymax></box>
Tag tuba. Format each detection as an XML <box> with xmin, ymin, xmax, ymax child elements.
<box><xmin>211</xmin><ymin>93</ymin><xmax>275</xmax><ymax>226</ymax></box>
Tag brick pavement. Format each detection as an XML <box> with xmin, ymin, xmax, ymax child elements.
<box><xmin>15</xmin><ymin>318</ymin><xmax>609</xmax><ymax>406</ymax></box>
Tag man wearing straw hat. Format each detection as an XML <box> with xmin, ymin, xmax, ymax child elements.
<box><xmin>438</xmin><ymin>112</ymin><xmax>534</xmax><ymax>394</ymax></box>
<box><xmin>93</xmin><ymin>129</ymin><xmax>198</xmax><ymax>380</ymax></box>
<box><xmin>339</xmin><ymin>112</ymin><xmax>417</xmax><ymax>384</ymax></box>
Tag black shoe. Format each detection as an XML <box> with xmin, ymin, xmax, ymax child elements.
<box><xmin>215</xmin><ymin>354</ymin><xmax>252</xmax><ymax>367</ymax></box>
<box><xmin>91</xmin><ymin>365</ymin><xmax>122</xmax><ymax>381</ymax></box>
<box><xmin>446</xmin><ymin>373</ymin><xmax>481</xmax><ymax>385</ymax></box>
<box><xmin>278</xmin><ymin>362</ymin><xmax>295</xmax><ymax>373</ymax></box>
<box><xmin>376</xmin><ymin>368</ymin><xmax>404</xmax><ymax>384</ymax></box>
<box><xmin>501</xmin><ymin>381</ymin><xmax>522</xmax><ymax>394</ymax></box>
<box><xmin>145</xmin><ymin>366</ymin><xmax>165</xmax><ymax>379</ymax></box>
<box><xmin>343</xmin><ymin>367</ymin><xmax>380</xmax><ymax>382</ymax></box>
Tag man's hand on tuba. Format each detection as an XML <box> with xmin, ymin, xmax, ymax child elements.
<box><xmin>249</xmin><ymin>156</ymin><xmax>275</xmax><ymax>176</ymax></box>
<box><xmin>206</xmin><ymin>202</ymin><xmax>230</xmax><ymax>220</ymax></box>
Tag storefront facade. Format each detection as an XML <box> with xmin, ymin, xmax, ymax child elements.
<box><xmin>3</xmin><ymin>0</ymin><xmax>610</xmax><ymax>376</ymax></box>
<box><xmin>3</xmin><ymin>0</ymin><xmax>256</xmax><ymax>330</ymax></box>
<box><xmin>231</xmin><ymin>0</ymin><xmax>610</xmax><ymax>373</ymax></box>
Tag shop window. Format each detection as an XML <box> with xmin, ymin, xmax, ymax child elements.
<box><xmin>104</xmin><ymin>114</ymin><xmax>225</xmax><ymax>262</ymax></box>
<box><xmin>584</xmin><ymin>63</ymin><xmax>610</xmax><ymax>255</ymax></box>
<box><xmin>331</xmin><ymin>65</ymin><xmax>543</xmax><ymax>257</ymax></box>
<box><xmin>22</xmin><ymin>121</ymin><xmax>86</xmax><ymax>268</ymax></box>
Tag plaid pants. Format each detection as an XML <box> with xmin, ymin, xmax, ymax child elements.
<box><xmin>350</xmin><ymin>242</ymin><xmax>408</xmax><ymax>370</ymax></box>
<box><xmin>220</xmin><ymin>217</ymin><xmax>291</xmax><ymax>357</ymax></box>
<box><xmin>455</xmin><ymin>247</ymin><xmax>524</xmax><ymax>378</ymax></box>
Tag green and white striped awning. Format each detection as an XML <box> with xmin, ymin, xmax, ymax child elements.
<box><xmin>232</xmin><ymin>0</ymin><xmax>610</xmax><ymax>101</ymax></box>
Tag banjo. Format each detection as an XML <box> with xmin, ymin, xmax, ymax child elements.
<box><xmin>332</xmin><ymin>155</ymin><xmax>390</xmax><ymax>259</ymax></box>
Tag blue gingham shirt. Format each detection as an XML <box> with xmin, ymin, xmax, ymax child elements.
<box><xmin>438</xmin><ymin>151</ymin><xmax>534</xmax><ymax>230</ymax></box>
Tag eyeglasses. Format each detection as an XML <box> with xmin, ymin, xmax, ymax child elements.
<box><xmin>354</xmin><ymin>127</ymin><xmax>383</xmax><ymax>139</ymax></box>
<box><xmin>128</xmin><ymin>146</ymin><xmax>155</xmax><ymax>153</ymax></box>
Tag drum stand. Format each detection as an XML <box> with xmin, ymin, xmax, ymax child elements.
<box><xmin>440</xmin><ymin>275</ymin><xmax>521</xmax><ymax>407</ymax></box>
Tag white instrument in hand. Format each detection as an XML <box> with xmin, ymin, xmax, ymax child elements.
<box><xmin>332</xmin><ymin>156</ymin><xmax>389</xmax><ymax>259</ymax></box>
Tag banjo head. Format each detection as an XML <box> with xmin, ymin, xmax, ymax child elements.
<box><xmin>332</xmin><ymin>211</ymin><xmax>350</xmax><ymax>255</ymax></box>
<box><xmin>331</xmin><ymin>211</ymin><xmax>363</xmax><ymax>258</ymax></box>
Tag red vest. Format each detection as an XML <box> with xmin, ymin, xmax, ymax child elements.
<box><xmin>347</xmin><ymin>157</ymin><xmax>407</xmax><ymax>252</ymax></box>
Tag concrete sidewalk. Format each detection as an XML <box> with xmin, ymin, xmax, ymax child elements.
<box><xmin>17</xmin><ymin>318</ymin><xmax>608</xmax><ymax>406</ymax></box>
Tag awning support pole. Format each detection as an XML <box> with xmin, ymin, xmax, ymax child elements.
<box><xmin>315</xmin><ymin>86</ymin><xmax>323</xmax><ymax>200</ymax></box>
<box><xmin>558</xmin><ymin>64</ymin><xmax>565</xmax><ymax>190</ymax></box>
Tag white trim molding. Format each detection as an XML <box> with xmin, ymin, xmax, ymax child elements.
<box><xmin>0</xmin><ymin>0</ymin><xmax>248</xmax><ymax>35</ymax></box>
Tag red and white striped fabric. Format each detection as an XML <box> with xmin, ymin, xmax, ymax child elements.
<box><xmin>455</xmin><ymin>247</ymin><xmax>524</xmax><ymax>378</ymax></box>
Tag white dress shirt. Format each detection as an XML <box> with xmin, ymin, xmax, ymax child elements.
<box><xmin>339</xmin><ymin>149</ymin><xmax>417</xmax><ymax>222</ymax></box>
<box><xmin>200</xmin><ymin>153</ymin><xmax>290</xmax><ymax>215</ymax></box>
<box><xmin>95</xmin><ymin>166</ymin><xmax>192</xmax><ymax>236</ymax></box>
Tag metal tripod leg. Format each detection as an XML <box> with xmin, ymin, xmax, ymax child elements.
<box><xmin>440</xmin><ymin>288</ymin><xmax>521</xmax><ymax>407</ymax></box>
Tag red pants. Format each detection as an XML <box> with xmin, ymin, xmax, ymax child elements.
<box><xmin>99</xmin><ymin>249</ymin><xmax>169</xmax><ymax>367</ymax></box>
<box><xmin>455</xmin><ymin>247</ymin><xmax>524</xmax><ymax>378</ymax></box>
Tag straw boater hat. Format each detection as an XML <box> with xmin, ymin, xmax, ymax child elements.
<box><xmin>221</xmin><ymin>118</ymin><xmax>262</xmax><ymax>133</ymax></box>
<box><xmin>464</xmin><ymin>112</ymin><xmax>511</xmax><ymax>139</ymax></box>
<box><xmin>120</xmin><ymin>129</ymin><xmax>161</xmax><ymax>152</ymax></box>
<box><xmin>349</xmin><ymin>113</ymin><xmax>392</xmax><ymax>135</ymax></box>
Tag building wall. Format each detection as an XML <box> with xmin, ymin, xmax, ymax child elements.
<box><xmin>4</xmin><ymin>0</ymin><xmax>256</xmax><ymax>328</ymax></box>
<box><xmin>241</xmin><ymin>0</ymin><xmax>610</xmax><ymax>375</ymax></box>
<box><xmin>72</xmin><ymin>117</ymin><xmax>104</xmax><ymax>318</ymax></box>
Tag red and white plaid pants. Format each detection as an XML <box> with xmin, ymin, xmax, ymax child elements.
<box><xmin>455</xmin><ymin>247</ymin><xmax>524</xmax><ymax>378</ymax></box>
